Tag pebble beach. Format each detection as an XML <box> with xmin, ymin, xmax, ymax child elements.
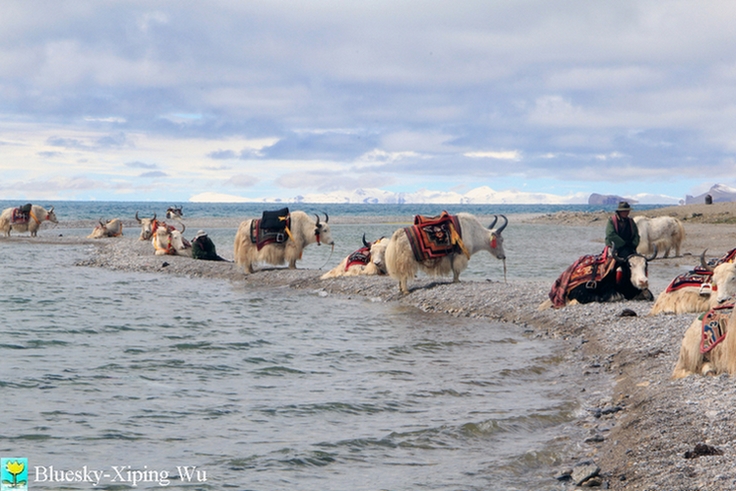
<box><xmin>10</xmin><ymin>201</ymin><xmax>736</xmax><ymax>489</ymax></box>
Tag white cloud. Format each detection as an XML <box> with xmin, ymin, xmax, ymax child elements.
<box><xmin>464</xmin><ymin>151</ymin><xmax>521</xmax><ymax>160</ymax></box>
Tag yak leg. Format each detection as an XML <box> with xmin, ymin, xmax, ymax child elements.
<box><xmin>451</xmin><ymin>255</ymin><xmax>468</xmax><ymax>283</ymax></box>
<box><xmin>398</xmin><ymin>277</ymin><xmax>409</xmax><ymax>295</ymax></box>
<box><xmin>537</xmin><ymin>299</ymin><xmax>553</xmax><ymax>311</ymax></box>
<box><xmin>672</xmin><ymin>322</ymin><xmax>705</xmax><ymax>379</ymax></box>
<box><xmin>286</xmin><ymin>243</ymin><xmax>300</xmax><ymax>269</ymax></box>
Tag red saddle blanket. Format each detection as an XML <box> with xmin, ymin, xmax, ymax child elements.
<box><xmin>249</xmin><ymin>215</ymin><xmax>291</xmax><ymax>251</ymax></box>
<box><xmin>548</xmin><ymin>247</ymin><xmax>616</xmax><ymax>308</ymax></box>
<box><xmin>665</xmin><ymin>270</ymin><xmax>713</xmax><ymax>293</ymax></box>
<box><xmin>11</xmin><ymin>207</ymin><xmax>31</xmax><ymax>224</ymax></box>
<box><xmin>665</xmin><ymin>247</ymin><xmax>736</xmax><ymax>293</ymax></box>
<box><xmin>700</xmin><ymin>303</ymin><xmax>734</xmax><ymax>353</ymax></box>
<box><xmin>345</xmin><ymin>246</ymin><xmax>371</xmax><ymax>270</ymax></box>
<box><xmin>404</xmin><ymin>211</ymin><xmax>463</xmax><ymax>262</ymax></box>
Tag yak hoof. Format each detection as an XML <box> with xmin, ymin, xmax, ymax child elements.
<box><xmin>701</xmin><ymin>363</ymin><xmax>716</xmax><ymax>377</ymax></box>
<box><xmin>619</xmin><ymin>308</ymin><xmax>637</xmax><ymax>317</ymax></box>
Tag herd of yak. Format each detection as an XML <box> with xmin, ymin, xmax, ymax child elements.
<box><xmin>1</xmin><ymin>203</ymin><xmax>735</xmax><ymax>379</ymax></box>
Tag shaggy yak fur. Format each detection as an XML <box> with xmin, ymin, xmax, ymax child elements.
<box><xmin>672</xmin><ymin>302</ymin><xmax>736</xmax><ymax>378</ymax></box>
<box><xmin>321</xmin><ymin>236</ymin><xmax>390</xmax><ymax>280</ymax></box>
<box><xmin>385</xmin><ymin>213</ymin><xmax>507</xmax><ymax>294</ymax></box>
<box><xmin>233</xmin><ymin>211</ymin><xmax>334</xmax><ymax>274</ymax></box>
<box><xmin>0</xmin><ymin>205</ymin><xmax>58</xmax><ymax>237</ymax></box>
<box><xmin>649</xmin><ymin>255</ymin><xmax>736</xmax><ymax>316</ymax></box>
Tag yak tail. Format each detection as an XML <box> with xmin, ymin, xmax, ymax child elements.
<box><xmin>675</xmin><ymin>220</ymin><xmax>686</xmax><ymax>252</ymax></box>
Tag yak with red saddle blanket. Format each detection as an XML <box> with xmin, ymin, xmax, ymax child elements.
<box><xmin>672</xmin><ymin>302</ymin><xmax>736</xmax><ymax>378</ymax></box>
<box><xmin>649</xmin><ymin>248</ymin><xmax>736</xmax><ymax>316</ymax></box>
<box><xmin>0</xmin><ymin>204</ymin><xmax>58</xmax><ymax>237</ymax></box>
<box><xmin>544</xmin><ymin>245</ymin><xmax>655</xmax><ymax>309</ymax></box>
<box><xmin>321</xmin><ymin>234</ymin><xmax>390</xmax><ymax>279</ymax></box>
<box><xmin>385</xmin><ymin>211</ymin><xmax>507</xmax><ymax>294</ymax></box>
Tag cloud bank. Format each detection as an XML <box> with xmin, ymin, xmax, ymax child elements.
<box><xmin>2</xmin><ymin>1</ymin><xmax>736</xmax><ymax>202</ymax></box>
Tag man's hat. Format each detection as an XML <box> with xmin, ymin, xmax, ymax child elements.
<box><xmin>194</xmin><ymin>230</ymin><xmax>207</xmax><ymax>239</ymax></box>
<box><xmin>616</xmin><ymin>201</ymin><xmax>632</xmax><ymax>212</ymax></box>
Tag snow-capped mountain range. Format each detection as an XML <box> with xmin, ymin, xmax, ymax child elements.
<box><xmin>685</xmin><ymin>184</ymin><xmax>736</xmax><ymax>204</ymax></box>
<box><xmin>191</xmin><ymin>186</ymin><xmax>685</xmax><ymax>205</ymax></box>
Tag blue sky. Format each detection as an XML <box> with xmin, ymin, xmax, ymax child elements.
<box><xmin>2</xmin><ymin>1</ymin><xmax>736</xmax><ymax>203</ymax></box>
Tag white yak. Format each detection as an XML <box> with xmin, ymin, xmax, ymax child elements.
<box><xmin>321</xmin><ymin>235</ymin><xmax>390</xmax><ymax>279</ymax></box>
<box><xmin>0</xmin><ymin>204</ymin><xmax>58</xmax><ymax>237</ymax></box>
<box><xmin>634</xmin><ymin>215</ymin><xmax>685</xmax><ymax>258</ymax></box>
<box><xmin>385</xmin><ymin>212</ymin><xmax>507</xmax><ymax>294</ymax></box>
<box><xmin>233</xmin><ymin>210</ymin><xmax>334</xmax><ymax>273</ymax></box>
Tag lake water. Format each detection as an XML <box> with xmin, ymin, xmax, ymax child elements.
<box><xmin>0</xmin><ymin>202</ymin><xmax>672</xmax><ymax>490</ymax></box>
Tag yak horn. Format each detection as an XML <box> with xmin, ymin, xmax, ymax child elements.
<box><xmin>488</xmin><ymin>215</ymin><xmax>498</xmax><ymax>229</ymax></box>
<box><xmin>700</xmin><ymin>249</ymin><xmax>715</xmax><ymax>272</ymax></box>
<box><xmin>99</xmin><ymin>218</ymin><xmax>105</xmax><ymax>226</ymax></box>
<box><xmin>497</xmin><ymin>215</ymin><xmax>508</xmax><ymax>234</ymax></box>
<box><xmin>314</xmin><ymin>213</ymin><xmax>321</xmax><ymax>226</ymax></box>
<box><xmin>179</xmin><ymin>223</ymin><xmax>186</xmax><ymax>234</ymax></box>
<box><xmin>323</xmin><ymin>212</ymin><xmax>329</xmax><ymax>223</ymax></box>
<box><xmin>362</xmin><ymin>233</ymin><xmax>370</xmax><ymax>248</ymax></box>
<box><xmin>135</xmin><ymin>211</ymin><xmax>141</xmax><ymax>223</ymax></box>
<box><xmin>610</xmin><ymin>244</ymin><xmax>625</xmax><ymax>263</ymax></box>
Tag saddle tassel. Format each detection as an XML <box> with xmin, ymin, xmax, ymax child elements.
<box><xmin>449</xmin><ymin>223</ymin><xmax>470</xmax><ymax>259</ymax></box>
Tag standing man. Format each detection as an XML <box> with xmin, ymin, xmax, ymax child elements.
<box><xmin>605</xmin><ymin>201</ymin><xmax>639</xmax><ymax>258</ymax></box>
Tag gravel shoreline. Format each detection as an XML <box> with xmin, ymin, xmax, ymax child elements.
<box><xmin>9</xmin><ymin>205</ymin><xmax>736</xmax><ymax>489</ymax></box>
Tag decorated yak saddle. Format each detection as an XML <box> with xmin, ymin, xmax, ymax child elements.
<box><xmin>345</xmin><ymin>246</ymin><xmax>371</xmax><ymax>270</ymax></box>
<box><xmin>250</xmin><ymin>207</ymin><xmax>292</xmax><ymax>250</ymax></box>
<box><xmin>11</xmin><ymin>203</ymin><xmax>33</xmax><ymax>224</ymax></box>
<box><xmin>404</xmin><ymin>211</ymin><xmax>467</xmax><ymax>262</ymax></box>
<box><xmin>344</xmin><ymin>236</ymin><xmax>386</xmax><ymax>271</ymax></box>
<box><xmin>548</xmin><ymin>246</ymin><xmax>617</xmax><ymax>308</ymax></box>
<box><xmin>699</xmin><ymin>303</ymin><xmax>735</xmax><ymax>353</ymax></box>
<box><xmin>665</xmin><ymin>248</ymin><xmax>736</xmax><ymax>294</ymax></box>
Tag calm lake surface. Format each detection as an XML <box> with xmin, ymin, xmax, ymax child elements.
<box><xmin>1</xmin><ymin>202</ymin><xmax>672</xmax><ymax>490</ymax></box>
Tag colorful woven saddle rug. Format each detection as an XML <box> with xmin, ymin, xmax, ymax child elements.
<box><xmin>699</xmin><ymin>303</ymin><xmax>734</xmax><ymax>353</ymax></box>
<box><xmin>665</xmin><ymin>270</ymin><xmax>713</xmax><ymax>293</ymax></box>
<box><xmin>404</xmin><ymin>211</ymin><xmax>464</xmax><ymax>262</ymax></box>
<box><xmin>548</xmin><ymin>247</ymin><xmax>616</xmax><ymax>308</ymax></box>
<box><xmin>250</xmin><ymin>208</ymin><xmax>292</xmax><ymax>251</ymax></box>
<box><xmin>665</xmin><ymin>247</ymin><xmax>736</xmax><ymax>293</ymax></box>
<box><xmin>10</xmin><ymin>204</ymin><xmax>32</xmax><ymax>224</ymax></box>
<box><xmin>345</xmin><ymin>246</ymin><xmax>371</xmax><ymax>270</ymax></box>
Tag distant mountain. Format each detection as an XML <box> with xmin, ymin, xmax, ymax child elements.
<box><xmin>190</xmin><ymin>186</ymin><xmax>681</xmax><ymax>205</ymax></box>
<box><xmin>685</xmin><ymin>184</ymin><xmax>736</xmax><ymax>204</ymax></box>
